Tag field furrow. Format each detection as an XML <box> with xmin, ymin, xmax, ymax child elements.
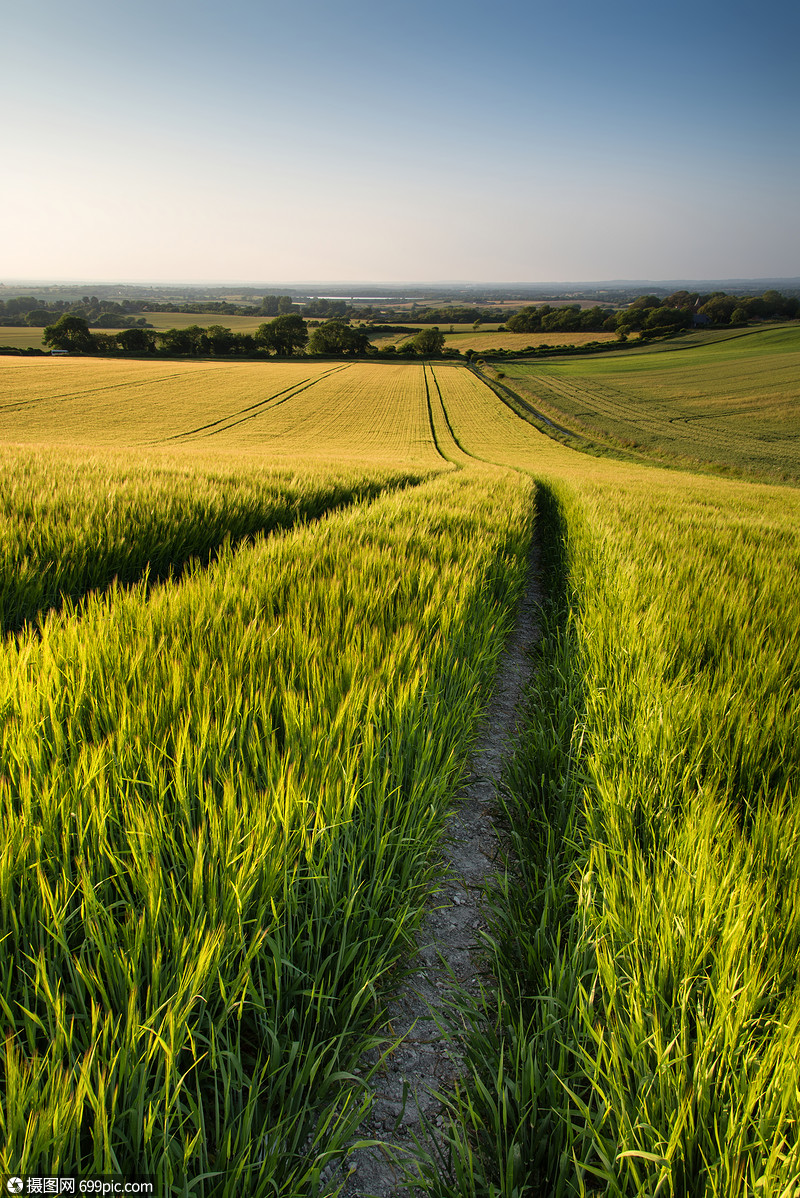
<box><xmin>430</xmin><ymin>362</ymin><xmax>571</xmax><ymax>472</ymax></box>
<box><xmin>423</xmin><ymin>363</ymin><xmax>474</xmax><ymax>465</ymax></box>
<box><xmin>164</xmin><ymin>363</ymin><xmax>353</xmax><ymax>441</ymax></box>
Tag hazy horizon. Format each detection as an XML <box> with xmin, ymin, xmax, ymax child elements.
<box><xmin>5</xmin><ymin>276</ymin><xmax>800</xmax><ymax>293</ymax></box>
<box><xmin>2</xmin><ymin>0</ymin><xmax>797</xmax><ymax>285</ymax></box>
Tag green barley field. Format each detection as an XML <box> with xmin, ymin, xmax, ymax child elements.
<box><xmin>500</xmin><ymin>324</ymin><xmax>800</xmax><ymax>482</ymax></box>
<box><xmin>0</xmin><ymin>346</ymin><xmax>798</xmax><ymax>1195</ymax></box>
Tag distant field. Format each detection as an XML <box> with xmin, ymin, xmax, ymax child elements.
<box><xmin>444</xmin><ymin>329</ymin><xmax>617</xmax><ymax>352</ymax></box>
<box><xmin>367</xmin><ymin>326</ymin><xmax>618</xmax><ymax>352</ymax></box>
<box><xmin>138</xmin><ymin>311</ymin><xmax>265</xmax><ymax>333</ymax></box>
<box><xmin>500</xmin><ymin>323</ymin><xmax>800</xmax><ymax>481</ymax></box>
<box><xmin>0</xmin><ymin>327</ymin><xmax>51</xmax><ymax>349</ymax></box>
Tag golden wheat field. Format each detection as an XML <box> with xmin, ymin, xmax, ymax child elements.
<box><xmin>0</xmin><ymin>358</ymin><xmax>443</xmax><ymax>465</ymax></box>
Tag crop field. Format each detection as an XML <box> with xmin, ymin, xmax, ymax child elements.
<box><xmin>442</xmin><ymin>329</ymin><xmax>618</xmax><ymax>353</ymax></box>
<box><xmin>501</xmin><ymin>324</ymin><xmax>800</xmax><ymax>481</ymax></box>
<box><xmin>0</xmin><ymin>352</ymin><xmax>798</xmax><ymax>1194</ymax></box>
<box><xmin>367</xmin><ymin>323</ymin><xmax>506</xmax><ymax>349</ymax></box>
<box><xmin>0</xmin><ymin>327</ymin><xmax>54</xmax><ymax>350</ymax></box>
<box><xmin>0</xmin><ymin>359</ymin><xmax>444</xmax><ymax>465</ymax></box>
<box><xmin>133</xmin><ymin>312</ymin><xmax>267</xmax><ymax>334</ymax></box>
<box><xmin>0</xmin><ymin>445</ymin><xmax>422</xmax><ymax>635</ymax></box>
<box><xmin>367</xmin><ymin>327</ymin><xmax>619</xmax><ymax>353</ymax></box>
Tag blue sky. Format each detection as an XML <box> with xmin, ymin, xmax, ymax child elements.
<box><xmin>2</xmin><ymin>0</ymin><xmax>798</xmax><ymax>283</ymax></box>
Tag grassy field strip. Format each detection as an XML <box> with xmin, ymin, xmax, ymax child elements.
<box><xmin>165</xmin><ymin>364</ymin><xmax>354</xmax><ymax>443</ymax></box>
<box><xmin>608</xmin><ymin>326</ymin><xmax>781</xmax><ymax>356</ymax></box>
<box><xmin>443</xmin><ymin>330</ymin><xmax>618</xmax><ymax>353</ymax></box>
<box><xmin>0</xmin><ymin>446</ymin><xmax>426</xmax><ymax>635</ymax></box>
<box><xmin>0</xmin><ymin>315</ymin><xmax>270</xmax><ymax>350</ymax></box>
<box><xmin>410</xmin><ymin>369</ymin><xmax>800</xmax><ymax>1194</ymax></box>
<box><xmin>132</xmin><ymin>312</ymin><xmax>268</xmax><ymax>334</ymax></box>
<box><xmin>510</xmin><ymin>363</ymin><xmax>798</xmax><ymax>445</ymax></box>
<box><xmin>503</xmin><ymin>325</ymin><xmax>800</xmax><ymax>482</ymax></box>
<box><xmin>0</xmin><ymin>467</ymin><xmax>533</xmax><ymax>1191</ymax></box>
<box><xmin>502</xmin><ymin>368</ymin><xmax>692</xmax><ymax>456</ymax></box>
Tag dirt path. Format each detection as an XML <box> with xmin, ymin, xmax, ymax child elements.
<box><xmin>336</xmin><ymin>542</ymin><xmax>541</xmax><ymax>1196</ymax></box>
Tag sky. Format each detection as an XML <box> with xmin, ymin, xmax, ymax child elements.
<box><xmin>1</xmin><ymin>0</ymin><xmax>798</xmax><ymax>284</ymax></box>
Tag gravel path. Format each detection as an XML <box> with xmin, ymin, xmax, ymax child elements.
<box><xmin>337</xmin><ymin>543</ymin><xmax>541</xmax><ymax>1196</ymax></box>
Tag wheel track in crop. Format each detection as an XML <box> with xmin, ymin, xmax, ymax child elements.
<box><xmin>161</xmin><ymin>362</ymin><xmax>353</xmax><ymax>442</ymax></box>
<box><xmin>339</xmin><ymin>371</ymin><xmax>541</xmax><ymax>1196</ymax></box>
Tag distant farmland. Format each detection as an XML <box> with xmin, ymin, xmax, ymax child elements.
<box><xmin>4</xmin><ymin>316</ymin><xmax>618</xmax><ymax>354</ymax></box>
<box><xmin>0</xmin><ymin>348</ymin><xmax>798</xmax><ymax>1194</ymax></box>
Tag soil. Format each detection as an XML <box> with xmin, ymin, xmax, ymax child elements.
<box><xmin>334</xmin><ymin>544</ymin><xmax>541</xmax><ymax>1196</ymax></box>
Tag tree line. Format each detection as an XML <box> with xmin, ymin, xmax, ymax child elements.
<box><xmin>21</xmin><ymin>288</ymin><xmax>800</xmax><ymax>361</ymax></box>
<box><xmin>5</xmin><ymin>288</ymin><xmax>799</xmax><ymax>336</ymax></box>
<box><xmin>507</xmin><ymin>289</ymin><xmax>800</xmax><ymax>337</ymax></box>
<box><xmin>40</xmin><ymin>315</ymin><xmax>450</xmax><ymax>359</ymax></box>
<box><xmin>0</xmin><ymin>295</ymin><xmax>150</xmax><ymax>329</ymax></box>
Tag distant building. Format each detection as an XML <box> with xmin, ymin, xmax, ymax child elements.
<box><xmin>692</xmin><ymin>313</ymin><xmax>710</xmax><ymax>327</ymax></box>
<box><xmin>50</xmin><ymin>348</ymin><xmax>69</xmax><ymax>355</ymax></box>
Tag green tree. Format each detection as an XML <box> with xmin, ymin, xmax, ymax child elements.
<box><xmin>157</xmin><ymin>326</ymin><xmax>205</xmax><ymax>355</ymax></box>
<box><xmin>25</xmin><ymin>309</ymin><xmax>52</xmax><ymax>326</ymax></box>
<box><xmin>42</xmin><ymin>315</ymin><xmax>94</xmax><ymax>353</ymax></box>
<box><xmin>542</xmin><ymin>305</ymin><xmax>581</xmax><ymax>333</ymax></box>
<box><xmin>642</xmin><ymin>306</ymin><xmax>691</xmax><ymax>334</ymax></box>
<box><xmin>91</xmin><ymin>333</ymin><xmax>119</xmax><ymax>354</ymax></box>
<box><xmin>507</xmin><ymin>306</ymin><xmax>542</xmax><ymax>333</ymax></box>
<box><xmin>308</xmin><ymin>320</ymin><xmax>370</xmax><ymax>356</ymax></box>
<box><xmin>411</xmin><ymin>327</ymin><xmax>445</xmax><ymax>355</ymax></box>
<box><xmin>200</xmin><ymin>325</ymin><xmax>238</xmax><ymax>355</ymax></box>
<box><xmin>256</xmin><ymin>314</ymin><xmax>308</xmax><ymax>356</ymax></box>
<box><xmin>699</xmin><ymin>294</ymin><xmax>737</xmax><ymax>324</ymax></box>
<box><xmin>630</xmin><ymin>294</ymin><xmax>662</xmax><ymax>310</ymax></box>
<box><xmin>117</xmin><ymin>327</ymin><xmax>156</xmax><ymax>353</ymax></box>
